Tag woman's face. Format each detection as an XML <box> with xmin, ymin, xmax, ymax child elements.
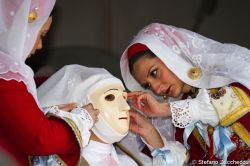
<box><xmin>89</xmin><ymin>83</ymin><xmax>130</xmax><ymax>134</ymax></box>
<box><xmin>30</xmin><ymin>16</ymin><xmax>52</xmax><ymax>56</ymax></box>
<box><xmin>131</xmin><ymin>56</ymin><xmax>190</xmax><ymax>98</ymax></box>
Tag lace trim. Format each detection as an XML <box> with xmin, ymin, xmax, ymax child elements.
<box><xmin>43</xmin><ymin>106</ymin><xmax>93</xmax><ymax>130</ymax></box>
<box><xmin>170</xmin><ymin>100</ymin><xmax>192</xmax><ymax>128</ymax></box>
<box><xmin>43</xmin><ymin>105</ymin><xmax>61</xmax><ymax>114</ymax></box>
<box><xmin>71</xmin><ymin>107</ymin><xmax>93</xmax><ymax>129</ymax></box>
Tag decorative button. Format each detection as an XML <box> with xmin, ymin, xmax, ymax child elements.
<box><xmin>28</xmin><ymin>11</ymin><xmax>38</xmax><ymax>23</ymax></box>
<box><xmin>187</xmin><ymin>67</ymin><xmax>202</xmax><ymax>80</ymax></box>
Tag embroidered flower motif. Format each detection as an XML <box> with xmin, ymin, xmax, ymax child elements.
<box><xmin>67</xmin><ymin>77</ymin><xmax>76</xmax><ymax>90</ymax></box>
<box><xmin>210</xmin><ymin>87</ymin><xmax>226</xmax><ymax>100</ymax></box>
<box><xmin>192</xmin><ymin>54</ymin><xmax>202</xmax><ymax>64</ymax></box>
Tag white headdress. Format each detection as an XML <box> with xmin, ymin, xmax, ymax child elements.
<box><xmin>38</xmin><ymin>64</ymin><xmax>128</xmax><ymax>144</ymax></box>
<box><xmin>120</xmin><ymin>23</ymin><xmax>250</xmax><ymax>92</ymax></box>
<box><xmin>0</xmin><ymin>0</ymin><xmax>56</xmax><ymax>101</ymax></box>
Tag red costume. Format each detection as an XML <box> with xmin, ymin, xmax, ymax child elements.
<box><xmin>175</xmin><ymin>84</ymin><xmax>250</xmax><ymax>165</ymax></box>
<box><xmin>0</xmin><ymin>80</ymin><xmax>80</xmax><ymax>166</ymax></box>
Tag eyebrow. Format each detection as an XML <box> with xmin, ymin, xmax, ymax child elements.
<box><xmin>141</xmin><ymin>66</ymin><xmax>153</xmax><ymax>87</ymax></box>
<box><xmin>104</xmin><ymin>88</ymin><xmax>119</xmax><ymax>94</ymax></box>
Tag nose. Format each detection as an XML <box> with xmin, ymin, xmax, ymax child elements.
<box><xmin>150</xmin><ymin>80</ymin><xmax>161</xmax><ymax>95</ymax></box>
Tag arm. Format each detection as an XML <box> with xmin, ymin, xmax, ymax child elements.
<box><xmin>129</xmin><ymin>110</ymin><xmax>186</xmax><ymax>166</ymax></box>
<box><xmin>129</xmin><ymin>90</ymin><xmax>219</xmax><ymax>128</ymax></box>
<box><xmin>0</xmin><ymin>80</ymin><xmax>80</xmax><ymax>156</ymax></box>
<box><xmin>129</xmin><ymin>110</ymin><xmax>164</xmax><ymax>148</ymax></box>
<box><xmin>128</xmin><ymin>91</ymin><xmax>171</xmax><ymax>117</ymax></box>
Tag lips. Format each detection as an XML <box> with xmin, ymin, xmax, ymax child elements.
<box><xmin>165</xmin><ymin>86</ymin><xmax>171</xmax><ymax>96</ymax></box>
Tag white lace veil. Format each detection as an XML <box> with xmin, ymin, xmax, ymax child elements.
<box><xmin>0</xmin><ymin>0</ymin><xmax>56</xmax><ymax>102</ymax></box>
<box><xmin>37</xmin><ymin>64</ymin><xmax>123</xmax><ymax>108</ymax></box>
<box><xmin>120</xmin><ymin>23</ymin><xmax>250</xmax><ymax>92</ymax></box>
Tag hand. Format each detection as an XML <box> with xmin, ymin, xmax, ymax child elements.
<box><xmin>128</xmin><ymin>91</ymin><xmax>171</xmax><ymax>117</ymax></box>
<box><xmin>129</xmin><ymin>110</ymin><xmax>163</xmax><ymax>148</ymax></box>
<box><xmin>82</xmin><ymin>103</ymin><xmax>99</xmax><ymax>124</ymax></box>
<box><xmin>57</xmin><ymin>102</ymin><xmax>77</xmax><ymax>112</ymax></box>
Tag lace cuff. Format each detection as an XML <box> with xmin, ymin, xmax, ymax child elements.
<box><xmin>43</xmin><ymin>106</ymin><xmax>93</xmax><ymax>147</ymax></box>
<box><xmin>170</xmin><ymin>89</ymin><xmax>219</xmax><ymax>128</ymax></box>
<box><xmin>151</xmin><ymin>137</ymin><xmax>187</xmax><ymax>166</ymax></box>
<box><xmin>170</xmin><ymin>99</ymin><xmax>192</xmax><ymax>128</ymax></box>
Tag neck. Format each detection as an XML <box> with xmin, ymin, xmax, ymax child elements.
<box><xmin>90</xmin><ymin>131</ymin><xmax>108</xmax><ymax>144</ymax></box>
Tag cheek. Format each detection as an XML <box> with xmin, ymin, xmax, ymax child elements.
<box><xmin>98</xmin><ymin>103</ymin><xmax>116</xmax><ymax>119</ymax></box>
<box><xmin>159</xmin><ymin>69</ymin><xmax>170</xmax><ymax>84</ymax></box>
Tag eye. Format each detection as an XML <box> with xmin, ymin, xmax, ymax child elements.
<box><xmin>105</xmin><ymin>94</ymin><xmax>115</xmax><ymax>101</ymax></box>
<box><xmin>149</xmin><ymin>68</ymin><xmax>157</xmax><ymax>78</ymax></box>
<box><xmin>142</xmin><ymin>83</ymin><xmax>151</xmax><ymax>90</ymax></box>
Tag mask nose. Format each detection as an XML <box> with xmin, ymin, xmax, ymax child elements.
<box><xmin>119</xmin><ymin>95</ymin><xmax>130</xmax><ymax>112</ymax></box>
<box><xmin>121</xmin><ymin>99</ymin><xmax>130</xmax><ymax>111</ymax></box>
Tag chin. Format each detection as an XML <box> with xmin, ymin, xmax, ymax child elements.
<box><xmin>172</xmin><ymin>89</ymin><xmax>182</xmax><ymax>98</ymax></box>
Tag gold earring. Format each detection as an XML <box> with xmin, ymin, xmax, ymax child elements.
<box><xmin>28</xmin><ymin>8</ymin><xmax>39</xmax><ymax>23</ymax></box>
<box><xmin>163</xmin><ymin>95</ymin><xmax>168</xmax><ymax>101</ymax></box>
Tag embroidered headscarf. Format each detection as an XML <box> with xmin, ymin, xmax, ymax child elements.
<box><xmin>120</xmin><ymin>23</ymin><xmax>250</xmax><ymax>92</ymax></box>
<box><xmin>38</xmin><ymin>64</ymin><xmax>129</xmax><ymax>144</ymax></box>
<box><xmin>0</xmin><ymin>0</ymin><xmax>56</xmax><ymax>102</ymax></box>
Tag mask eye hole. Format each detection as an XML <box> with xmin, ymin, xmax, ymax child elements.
<box><xmin>105</xmin><ymin>94</ymin><xmax>115</xmax><ymax>101</ymax></box>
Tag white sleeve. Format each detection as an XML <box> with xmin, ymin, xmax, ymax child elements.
<box><xmin>141</xmin><ymin>130</ymin><xmax>186</xmax><ymax>166</ymax></box>
<box><xmin>170</xmin><ymin>89</ymin><xmax>219</xmax><ymax>128</ymax></box>
<box><xmin>43</xmin><ymin>106</ymin><xmax>93</xmax><ymax>147</ymax></box>
<box><xmin>118</xmin><ymin>154</ymin><xmax>138</xmax><ymax>166</ymax></box>
<box><xmin>150</xmin><ymin>137</ymin><xmax>186</xmax><ymax>166</ymax></box>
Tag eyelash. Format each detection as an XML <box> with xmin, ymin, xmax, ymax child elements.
<box><xmin>150</xmin><ymin>68</ymin><xmax>157</xmax><ymax>78</ymax></box>
<box><xmin>141</xmin><ymin>68</ymin><xmax>158</xmax><ymax>90</ymax></box>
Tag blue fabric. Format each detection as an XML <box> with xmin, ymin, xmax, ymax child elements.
<box><xmin>183</xmin><ymin>121</ymin><xmax>206</xmax><ymax>150</ymax></box>
<box><xmin>213</xmin><ymin>126</ymin><xmax>236</xmax><ymax>166</ymax></box>
<box><xmin>151</xmin><ymin>148</ymin><xmax>174</xmax><ymax>166</ymax></box>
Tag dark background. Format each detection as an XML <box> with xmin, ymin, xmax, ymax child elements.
<box><xmin>26</xmin><ymin>0</ymin><xmax>250</xmax><ymax>79</ymax></box>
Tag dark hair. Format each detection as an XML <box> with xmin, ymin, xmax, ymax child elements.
<box><xmin>128</xmin><ymin>49</ymin><xmax>156</xmax><ymax>73</ymax></box>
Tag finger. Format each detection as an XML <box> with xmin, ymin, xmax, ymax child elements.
<box><xmin>127</xmin><ymin>91</ymin><xmax>141</xmax><ymax>97</ymax></box>
<box><xmin>94</xmin><ymin>109</ymin><xmax>99</xmax><ymax>116</ymax></box>
<box><xmin>127</xmin><ymin>91</ymin><xmax>144</xmax><ymax>100</ymax></box>
<box><xmin>58</xmin><ymin>102</ymin><xmax>77</xmax><ymax>112</ymax></box>
<box><xmin>136</xmin><ymin>93</ymin><xmax>147</xmax><ymax>105</ymax></box>
<box><xmin>82</xmin><ymin>103</ymin><xmax>94</xmax><ymax>110</ymax></box>
<box><xmin>129</xmin><ymin>111</ymin><xmax>146</xmax><ymax>126</ymax></box>
<box><xmin>129</xmin><ymin>110</ymin><xmax>139</xmax><ymax>118</ymax></box>
<box><xmin>129</xmin><ymin>122</ymin><xmax>141</xmax><ymax>134</ymax></box>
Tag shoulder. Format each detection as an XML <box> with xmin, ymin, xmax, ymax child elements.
<box><xmin>0</xmin><ymin>79</ymin><xmax>28</xmax><ymax>91</ymax></box>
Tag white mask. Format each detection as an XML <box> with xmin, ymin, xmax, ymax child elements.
<box><xmin>89</xmin><ymin>83</ymin><xmax>130</xmax><ymax>135</ymax></box>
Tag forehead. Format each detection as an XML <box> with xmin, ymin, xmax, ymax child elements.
<box><xmin>90</xmin><ymin>83</ymin><xmax>125</xmax><ymax>95</ymax></box>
